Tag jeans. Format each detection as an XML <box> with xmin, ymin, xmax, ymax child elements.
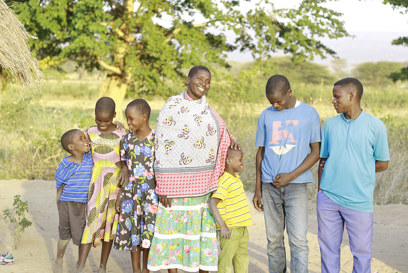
<box><xmin>262</xmin><ymin>182</ymin><xmax>309</xmax><ymax>273</ymax></box>
<box><xmin>218</xmin><ymin>227</ymin><xmax>249</xmax><ymax>273</ymax></box>
<box><xmin>317</xmin><ymin>191</ymin><xmax>373</xmax><ymax>273</ymax></box>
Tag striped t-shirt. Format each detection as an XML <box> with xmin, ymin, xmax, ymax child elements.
<box><xmin>56</xmin><ymin>150</ymin><xmax>92</xmax><ymax>203</ymax></box>
<box><xmin>212</xmin><ymin>172</ymin><xmax>252</xmax><ymax>229</ymax></box>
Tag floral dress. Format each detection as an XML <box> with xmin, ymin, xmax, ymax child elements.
<box><xmin>114</xmin><ymin>130</ymin><xmax>158</xmax><ymax>251</ymax></box>
<box><xmin>148</xmin><ymin>195</ymin><xmax>218</xmax><ymax>271</ymax></box>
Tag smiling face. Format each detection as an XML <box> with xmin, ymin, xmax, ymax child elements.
<box><xmin>69</xmin><ymin>130</ymin><xmax>89</xmax><ymax>153</ymax></box>
<box><xmin>186</xmin><ymin>69</ymin><xmax>211</xmax><ymax>100</ymax></box>
<box><xmin>95</xmin><ymin>110</ymin><xmax>115</xmax><ymax>132</ymax></box>
<box><xmin>227</xmin><ymin>149</ymin><xmax>244</xmax><ymax>174</ymax></box>
<box><xmin>266</xmin><ymin>89</ymin><xmax>294</xmax><ymax>111</ymax></box>
<box><xmin>125</xmin><ymin>106</ymin><xmax>146</xmax><ymax>132</ymax></box>
<box><xmin>332</xmin><ymin>85</ymin><xmax>354</xmax><ymax>113</ymax></box>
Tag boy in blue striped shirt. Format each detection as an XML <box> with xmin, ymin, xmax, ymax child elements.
<box><xmin>54</xmin><ymin>129</ymin><xmax>92</xmax><ymax>273</ymax></box>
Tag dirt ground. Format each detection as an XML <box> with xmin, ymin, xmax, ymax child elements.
<box><xmin>0</xmin><ymin>180</ymin><xmax>406</xmax><ymax>272</ymax></box>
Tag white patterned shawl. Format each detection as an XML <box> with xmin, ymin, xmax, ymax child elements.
<box><xmin>154</xmin><ymin>91</ymin><xmax>233</xmax><ymax>197</ymax></box>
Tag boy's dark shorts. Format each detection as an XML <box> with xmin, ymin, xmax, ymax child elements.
<box><xmin>57</xmin><ymin>201</ymin><xmax>86</xmax><ymax>246</ymax></box>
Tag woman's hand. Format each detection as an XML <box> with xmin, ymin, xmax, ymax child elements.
<box><xmin>159</xmin><ymin>196</ymin><xmax>172</xmax><ymax>208</ymax></box>
<box><xmin>230</xmin><ymin>140</ymin><xmax>241</xmax><ymax>150</ymax></box>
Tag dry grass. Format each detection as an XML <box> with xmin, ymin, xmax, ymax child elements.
<box><xmin>0</xmin><ymin>77</ymin><xmax>407</xmax><ymax>205</ymax></box>
<box><xmin>0</xmin><ymin>0</ymin><xmax>42</xmax><ymax>88</ymax></box>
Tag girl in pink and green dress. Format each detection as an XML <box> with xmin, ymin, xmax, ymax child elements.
<box><xmin>76</xmin><ymin>97</ymin><xmax>127</xmax><ymax>273</ymax></box>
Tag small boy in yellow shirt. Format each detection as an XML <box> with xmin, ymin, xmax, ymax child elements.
<box><xmin>209</xmin><ymin>147</ymin><xmax>253</xmax><ymax>273</ymax></box>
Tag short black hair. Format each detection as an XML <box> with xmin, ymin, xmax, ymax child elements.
<box><xmin>60</xmin><ymin>129</ymin><xmax>82</xmax><ymax>153</ymax></box>
<box><xmin>265</xmin><ymin>74</ymin><xmax>291</xmax><ymax>95</ymax></box>
<box><xmin>227</xmin><ymin>147</ymin><xmax>243</xmax><ymax>159</ymax></box>
<box><xmin>188</xmin><ymin>65</ymin><xmax>211</xmax><ymax>78</ymax></box>
<box><xmin>334</xmin><ymin>77</ymin><xmax>364</xmax><ymax>100</ymax></box>
<box><xmin>95</xmin><ymin>97</ymin><xmax>115</xmax><ymax>116</ymax></box>
<box><xmin>126</xmin><ymin>99</ymin><xmax>151</xmax><ymax>119</ymax></box>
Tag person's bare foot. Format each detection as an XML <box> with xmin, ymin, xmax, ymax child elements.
<box><xmin>141</xmin><ymin>268</ymin><xmax>149</xmax><ymax>273</ymax></box>
<box><xmin>98</xmin><ymin>265</ymin><xmax>107</xmax><ymax>273</ymax></box>
<box><xmin>53</xmin><ymin>259</ymin><xmax>63</xmax><ymax>273</ymax></box>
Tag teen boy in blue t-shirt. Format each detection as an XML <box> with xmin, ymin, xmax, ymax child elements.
<box><xmin>317</xmin><ymin>77</ymin><xmax>389</xmax><ymax>273</ymax></box>
<box><xmin>253</xmin><ymin>74</ymin><xmax>321</xmax><ymax>273</ymax></box>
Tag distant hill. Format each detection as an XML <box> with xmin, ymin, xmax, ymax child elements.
<box><xmin>227</xmin><ymin>31</ymin><xmax>408</xmax><ymax>69</ymax></box>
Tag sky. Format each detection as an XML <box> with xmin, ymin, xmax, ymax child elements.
<box><xmin>226</xmin><ymin>0</ymin><xmax>408</xmax><ymax>67</ymax></box>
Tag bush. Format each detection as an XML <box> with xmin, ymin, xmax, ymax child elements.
<box><xmin>352</xmin><ymin>61</ymin><xmax>405</xmax><ymax>87</ymax></box>
<box><xmin>2</xmin><ymin>195</ymin><xmax>32</xmax><ymax>249</ymax></box>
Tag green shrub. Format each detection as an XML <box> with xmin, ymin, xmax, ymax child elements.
<box><xmin>2</xmin><ymin>195</ymin><xmax>32</xmax><ymax>249</ymax></box>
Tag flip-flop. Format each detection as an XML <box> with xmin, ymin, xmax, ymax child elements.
<box><xmin>0</xmin><ymin>252</ymin><xmax>14</xmax><ymax>265</ymax></box>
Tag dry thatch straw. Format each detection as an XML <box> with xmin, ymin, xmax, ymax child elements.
<box><xmin>0</xmin><ymin>0</ymin><xmax>42</xmax><ymax>89</ymax></box>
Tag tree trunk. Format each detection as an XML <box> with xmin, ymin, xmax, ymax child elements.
<box><xmin>97</xmin><ymin>0</ymin><xmax>134</xmax><ymax>120</ymax></box>
<box><xmin>98</xmin><ymin>73</ymin><xmax>129</xmax><ymax>121</ymax></box>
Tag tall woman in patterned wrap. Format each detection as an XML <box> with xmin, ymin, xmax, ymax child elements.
<box><xmin>147</xmin><ymin>65</ymin><xmax>239</xmax><ymax>273</ymax></box>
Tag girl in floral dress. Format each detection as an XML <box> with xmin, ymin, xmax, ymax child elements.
<box><xmin>77</xmin><ymin>97</ymin><xmax>127</xmax><ymax>273</ymax></box>
<box><xmin>115</xmin><ymin>99</ymin><xmax>158</xmax><ymax>273</ymax></box>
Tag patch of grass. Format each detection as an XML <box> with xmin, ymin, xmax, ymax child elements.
<box><xmin>1</xmin><ymin>73</ymin><xmax>407</xmax><ymax>205</ymax></box>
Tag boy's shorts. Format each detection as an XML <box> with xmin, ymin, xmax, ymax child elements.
<box><xmin>57</xmin><ymin>201</ymin><xmax>86</xmax><ymax>246</ymax></box>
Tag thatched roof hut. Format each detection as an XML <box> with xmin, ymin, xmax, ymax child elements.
<box><xmin>0</xmin><ymin>0</ymin><xmax>42</xmax><ymax>90</ymax></box>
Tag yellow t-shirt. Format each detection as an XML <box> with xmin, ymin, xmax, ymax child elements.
<box><xmin>212</xmin><ymin>172</ymin><xmax>252</xmax><ymax>229</ymax></box>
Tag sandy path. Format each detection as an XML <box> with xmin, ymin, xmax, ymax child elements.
<box><xmin>0</xmin><ymin>180</ymin><xmax>405</xmax><ymax>272</ymax></box>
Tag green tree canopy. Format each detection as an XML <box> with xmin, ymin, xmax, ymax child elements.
<box><xmin>6</xmin><ymin>0</ymin><xmax>349</xmax><ymax>106</ymax></box>
<box><xmin>383</xmin><ymin>0</ymin><xmax>408</xmax><ymax>82</ymax></box>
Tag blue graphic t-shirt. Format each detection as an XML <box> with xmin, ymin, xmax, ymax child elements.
<box><xmin>255</xmin><ymin>101</ymin><xmax>321</xmax><ymax>183</ymax></box>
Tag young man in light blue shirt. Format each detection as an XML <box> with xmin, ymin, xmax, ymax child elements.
<box><xmin>317</xmin><ymin>77</ymin><xmax>389</xmax><ymax>273</ymax></box>
<box><xmin>253</xmin><ymin>75</ymin><xmax>321</xmax><ymax>273</ymax></box>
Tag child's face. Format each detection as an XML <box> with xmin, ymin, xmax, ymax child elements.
<box><xmin>69</xmin><ymin>131</ymin><xmax>89</xmax><ymax>153</ymax></box>
<box><xmin>95</xmin><ymin>110</ymin><xmax>115</xmax><ymax>132</ymax></box>
<box><xmin>266</xmin><ymin>90</ymin><xmax>292</xmax><ymax>111</ymax></box>
<box><xmin>125</xmin><ymin>106</ymin><xmax>146</xmax><ymax>132</ymax></box>
<box><xmin>227</xmin><ymin>150</ymin><xmax>244</xmax><ymax>174</ymax></box>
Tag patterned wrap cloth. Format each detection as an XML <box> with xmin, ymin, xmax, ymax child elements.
<box><xmin>148</xmin><ymin>91</ymin><xmax>233</xmax><ymax>272</ymax></box>
<box><xmin>154</xmin><ymin>91</ymin><xmax>232</xmax><ymax>197</ymax></box>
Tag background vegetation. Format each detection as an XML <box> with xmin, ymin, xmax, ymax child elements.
<box><xmin>1</xmin><ymin>59</ymin><xmax>407</xmax><ymax>205</ymax></box>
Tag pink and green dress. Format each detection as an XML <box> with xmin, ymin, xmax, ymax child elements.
<box><xmin>81</xmin><ymin>125</ymin><xmax>127</xmax><ymax>247</ymax></box>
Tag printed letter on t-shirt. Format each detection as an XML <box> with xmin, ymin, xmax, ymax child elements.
<box><xmin>269</xmin><ymin>120</ymin><xmax>298</xmax><ymax>155</ymax></box>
